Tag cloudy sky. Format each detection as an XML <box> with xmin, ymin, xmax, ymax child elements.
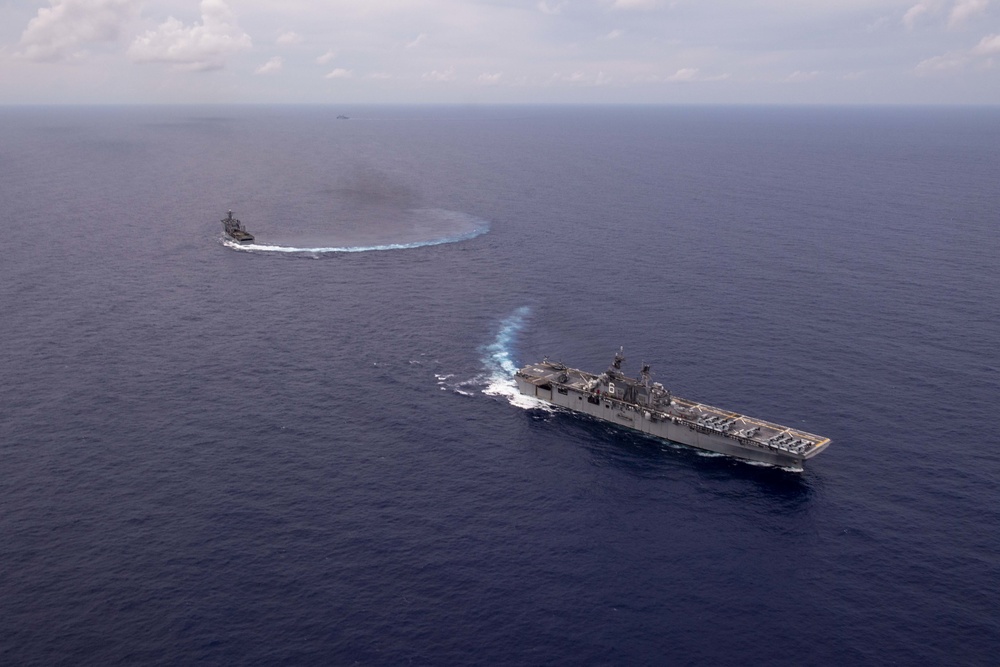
<box><xmin>1</xmin><ymin>0</ymin><xmax>998</xmax><ymax>104</ymax></box>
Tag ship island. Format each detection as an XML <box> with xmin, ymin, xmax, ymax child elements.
<box><xmin>516</xmin><ymin>349</ymin><xmax>830</xmax><ymax>468</ymax></box>
<box><xmin>222</xmin><ymin>210</ymin><xmax>254</xmax><ymax>244</ymax></box>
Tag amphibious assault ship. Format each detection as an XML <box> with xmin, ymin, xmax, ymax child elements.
<box><xmin>515</xmin><ymin>349</ymin><xmax>830</xmax><ymax>468</ymax></box>
<box><xmin>222</xmin><ymin>210</ymin><xmax>254</xmax><ymax>244</ymax></box>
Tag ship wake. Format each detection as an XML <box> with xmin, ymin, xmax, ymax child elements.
<box><xmin>222</xmin><ymin>208</ymin><xmax>489</xmax><ymax>255</ymax></box>
<box><xmin>435</xmin><ymin>306</ymin><xmax>544</xmax><ymax>407</ymax></box>
<box><xmin>479</xmin><ymin>306</ymin><xmax>553</xmax><ymax>411</ymax></box>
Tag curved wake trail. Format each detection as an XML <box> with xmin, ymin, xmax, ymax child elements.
<box><xmin>222</xmin><ymin>217</ymin><xmax>489</xmax><ymax>255</ymax></box>
<box><xmin>480</xmin><ymin>306</ymin><xmax>552</xmax><ymax>411</ymax></box>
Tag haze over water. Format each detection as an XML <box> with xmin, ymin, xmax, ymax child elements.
<box><xmin>1</xmin><ymin>105</ymin><xmax>998</xmax><ymax>665</ymax></box>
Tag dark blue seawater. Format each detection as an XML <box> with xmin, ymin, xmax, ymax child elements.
<box><xmin>1</xmin><ymin>105</ymin><xmax>998</xmax><ymax>665</ymax></box>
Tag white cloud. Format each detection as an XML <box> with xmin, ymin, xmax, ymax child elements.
<box><xmin>903</xmin><ymin>1</ymin><xmax>938</xmax><ymax>29</ymax></box>
<box><xmin>5</xmin><ymin>0</ymin><xmax>1000</xmax><ymax>105</ymax></box>
<box><xmin>610</xmin><ymin>0</ymin><xmax>659</xmax><ymax>10</ymax></box>
<box><xmin>972</xmin><ymin>33</ymin><xmax>1000</xmax><ymax>55</ymax></box>
<box><xmin>903</xmin><ymin>0</ymin><xmax>989</xmax><ymax>29</ymax></box>
<box><xmin>551</xmin><ymin>70</ymin><xmax>613</xmax><ymax>85</ymax></box>
<box><xmin>866</xmin><ymin>16</ymin><xmax>890</xmax><ymax>33</ymax></box>
<box><xmin>916</xmin><ymin>52</ymin><xmax>968</xmax><ymax>71</ymax></box>
<box><xmin>325</xmin><ymin>67</ymin><xmax>352</xmax><ymax>79</ymax></box>
<box><xmin>128</xmin><ymin>0</ymin><xmax>251</xmax><ymax>71</ymax></box>
<box><xmin>276</xmin><ymin>31</ymin><xmax>302</xmax><ymax>46</ymax></box>
<box><xmin>254</xmin><ymin>56</ymin><xmax>282</xmax><ymax>75</ymax></box>
<box><xmin>917</xmin><ymin>31</ymin><xmax>1000</xmax><ymax>73</ymax></box>
<box><xmin>538</xmin><ymin>1</ymin><xmax>567</xmax><ymax>15</ymax></box>
<box><xmin>662</xmin><ymin>68</ymin><xmax>729</xmax><ymax>83</ymax></box>
<box><xmin>422</xmin><ymin>67</ymin><xmax>455</xmax><ymax>82</ymax></box>
<box><xmin>784</xmin><ymin>70</ymin><xmax>819</xmax><ymax>83</ymax></box>
<box><xmin>17</xmin><ymin>0</ymin><xmax>139</xmax><ymax>62</ymax></box>
<box><xmin>949</xmin><ymin>0</ymin><xmax>990</xmax><ymax>27</ymax></box>
<box><xmin>666</xmin><ymin>67</ymin><xmax>699</xmax><ymax>82</ymax></box>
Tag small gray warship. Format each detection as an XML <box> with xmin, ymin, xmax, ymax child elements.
<box><xmin>516</xmin><ymin>349</ymin><xmax>830</xmax><ymax>468</ymax></box>
<box><xmin>222</xmin><ymin>210</ymin><xmax>254</xmax><ymax>244</ymax></box>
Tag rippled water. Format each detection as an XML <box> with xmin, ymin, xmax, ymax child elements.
<box><xmin>1</xmin><ymin>105</ymin><xmax>998</xmax><ymax>665</ymax></box>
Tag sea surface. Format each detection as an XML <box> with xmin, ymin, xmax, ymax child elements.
<box><xmin>1</xmin><ymin>105</ymin><xmax>998</xmax><ymax>665</ymax></box>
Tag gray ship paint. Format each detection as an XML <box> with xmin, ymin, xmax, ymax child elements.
<box><xmin>516</xmin><ymin>349</ymin><xmax>830</xmax><ymax>469</ymax></box>
<box><xmin>222</xmin><ymin>210</ymin><xmax>255</xmax><ymax>244</ymax></box>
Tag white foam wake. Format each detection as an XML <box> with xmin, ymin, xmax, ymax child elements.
<box><xmin>480</xmin><ymin>306</ymin><xmax>553</xmax><ymax>411</ymax></box>
<box><xmin>222</xmin><ymin>221</ymin><xmax>488</xmax><ymax>254</ymax></box>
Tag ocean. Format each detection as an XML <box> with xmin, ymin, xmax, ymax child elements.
<box><xmin>1</xmin><ymin>105</ymin><xmax>998</xmax><ymax>665</ymax></box>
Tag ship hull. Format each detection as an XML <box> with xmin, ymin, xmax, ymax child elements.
<box><xmin>221</xmin><ymin>211</ymin><xmax>254</xmax><ymax>244</ymax></box>
<box><xmin>515</xmin><ymin>374</ymin><xmax>829</xmax><ymax>468</ymax></box>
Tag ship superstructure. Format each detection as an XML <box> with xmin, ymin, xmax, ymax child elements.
<box><xmin>222</xmin><ymin>210</ymin><xmax>254</xmax><ymax>244</ymax></box>
<box><xmin>515</xmin><ymin>349</ymin><xmax>830</xmax><ymax>468</ymax></box>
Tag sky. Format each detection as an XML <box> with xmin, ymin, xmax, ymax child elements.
<box><xmin>1</xmin><ymin>0</ymin><xmax>998</xmax><ymax>105</ymax></box>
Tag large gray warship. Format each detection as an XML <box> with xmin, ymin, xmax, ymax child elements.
<box><xmin>222</xmin><ymin>210</ymin><xmax>254</xmax><ymax>244</ymax></box>
<box><xmin>515</xmin><ymin>349</ymin><xmax>830</xmax><ymax>467</ymax></box>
